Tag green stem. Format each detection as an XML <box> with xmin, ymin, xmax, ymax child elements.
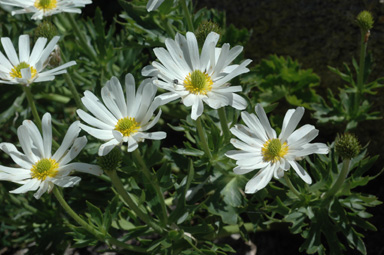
<box><xmin>353</xmin><ymin>31</ymin><xmax>368</xmax><ymax>120</ymax></box>
<box><xmin>180</xmin><ymin>0</ymin><xmax>194</xmax><ymax>32</ymax></box>
<box><xmin>196</xmin><ymin>117</ymin><xmax>212</xmax><ymax>159</ymax></box>
<box><xmin>357</xmin><ymin>32</ymin><xmax>367</xmax><ymax>91</ymax></box>
<box><xmin>106</xmin><ymin>170</ymin><xmax>164</xmax><ymax>234</ymax></box>
<box><xmin>132</xmin><ymin>149</ymin><xmax>168</xmax><ymax>226</ymax></box>
<box><xmin>53</xmin><ymin>187</ymin><xmax>147</xmax><ymax>252</ymax></box>
<box><xmin>325</xmin><ymin>159</ymin><xmax>351</xmax><ymax>199</ymax></box>
<box><xmin>284</xmin><ymin>174</ymin><xmax>301</xmax><ymax>198</ymax></box>
<box><xmin>24</xmin><ymin>86</ymin><xmax>42</xmax><ymax>130</ymax></box>
<box><xmin>217</xmin><ymin>107</ymin><xmax>231</xmax><ymax>142</ymax></box>
<box><xmin>65</xmin><ymin>13</ymin><xmax>98</xmax><ymax>62</ymax></box>
<box><xmin>64</xmin><ymin>73</ymin><xmax>85</xmax><ymax>111</ymax></box>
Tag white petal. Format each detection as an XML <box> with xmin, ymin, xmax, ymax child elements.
<box><xmin>33</xmin><ymin>181</ymin><xmax>49</xmax><ymax>199</ymax></box>
<box><xmin>37</xmin><ymin>36</ymin><xmax>60</xmax><ymax>67</ymax></box>
<box><xmin>255</xmin><ymin>104</ymin><xmax>276</xmax><ymax>139</ymax></box>
<box><xmin>244</xmin><ymin>164</ymin><xmax>274</xmax><ymax>194</ymax></box>
<box><xmin>42</xmin><ymin>113</ymin><xmax>52</xmax><ymax>158</ymax></box>
<box><xmin>98</xmin><ymin>139</ymin><xmax>120</xmax><ymax>156</ymax></box>
<box><xmin>0</xmin><ymin>142</ymin><xmax>32</xmax><ymax>169</ymax></box>
<box><xmin>59</xmin><ymin>136</ymin><xmax>87</xmax><ymax>166</ymax></box>
<box><xmin>135</xmin><ymin>131</ymin><xmax>166</xmax><ymax>140</ymax></box>
<box><xmin>109</xmin><ymin>76</ymin><xmax>127</xmax><ymax>117</ymax></box>
<box><xmin>22</xmin><ymin>119</ymin><xmax>44</xmax><ymax>158</ymax></box>
<box><xmin>230</xmin><ymin>138</ymin><xmax>260</xmax><ymax>153</ymax></box>
<box><xmin>80</xmin><ymin>124</ymin><xmax>114</xmax><ymax>140</ymax></box>
<box><xmin>1</xmin><ymin>37</ymin><xmax>19</xmax><ymax>66</ymax></box>
<box><xmin>240</xmin><ymin>111</ymin><xmax>268</xmax><ymax>141</ymax></box>
<box><xmin>190</xmin><ymin>96</ymin><xmax>204</xmax><ymax>120</ymax></box>
<box><xmin>10</xmin><ymin>179</ymin><xmax>40</xmax><ymax>194</ymax></box>
<box><xmin>200</xmin><ymin>32</ymin><xmax>220</xmax><ymax>70</ymax></box>
<box><xmin>279</xmin><ymin>107</ymin><xmax>304</xmax><ymax>143</ymax></box>
<box><xmin>233</xmin><ymin>161</ymin><xmax>269</xmax><ymax>175</ymax></box>
<box><xmin>53</xmin><ymin>121</ymin><xmax>80</xmax><ymax>162</ymax></box>
<box><xmin>125</xmin><ymin>73</ymin><xmax>136</xmax><ymax>116</ymax></box>
<box><xmin>82</xmin><ymin>90</ymin><xmax>117</xmax><ymax>126</ymax></box>
<box><xmin>17</xmin><ymin>125</ymin><xmax>39</xmax><ymax>163</ymax></box>
<box><xmin>101</xmin><ymin>81</ymin><xmax>123</xmax><ymax>120</ymax></box>
<box><xmin>18</xmin><ymin>35</ymin><xmax>30</xmax><ymax>63</ymax></box>
<box><xmin>127</xmin><ymin>136</ymin><xmax>138</xmax><ymax>152</ymax></box>
<box><xmin>59</xmin><ymin>163</ymin><xmax>103</xmax><ymax>176</ymax></box>
<box><xmin>289</xmin><ymin>160</ymin><xmax>312</xmax><ymax>184</ymax></box>
<box><xmin>51</xmin><ymin>176</ymin><xmax>81</xmax><ymax>188</ymax></box>
<box><xmin>141</xmin><ymin>65</ymin><xmax>159</xmax><ymax>77</ymax></box>
<box><xmin>29</xmin><ymin>37</ymin><xmax>47</xmax><ymax>65</ymax></box>
<box><xmin>186</xmin><ymin>32</ymin><xmax>200</xmax><ymax>71</ymax></box>
<box><xmin>76</xmin><ymin>109</ymin><xmax>113</xmax><ymax>130</ymax></box>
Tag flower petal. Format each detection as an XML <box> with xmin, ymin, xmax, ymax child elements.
<box><xmin>244</xmin><ymin>164</ymin><xmax>274</xmax><ymax>194</ymax></box>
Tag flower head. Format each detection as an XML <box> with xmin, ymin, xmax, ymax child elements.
<box><xmin>225</xmin><ymin>104</ymin><xmax>329</xmax><ymax>194</ymax></box>
<box><xmin>77</xmin><ymin>74</ymin><xmax>166</xmax><ymax>156</ymax></box>
<box><xmin>0</xmin><ymin>35</ymin><xmax>76</xmax><ymax>86</ymax></box>
<box><xmin>0</xmin><ymin>113</ymin><xmax>102</xmax><ymax>199</ymax></box>
<box><xmin>142</xmin><ymin>31</ymin><xmax>251</xmax><ymax>120</ymax></box>
<box><xmin>0</xmin><ymin>0</ymin><xmax>92</xmax><ymax>20</ymax></box>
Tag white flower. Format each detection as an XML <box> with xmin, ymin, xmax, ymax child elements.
<box><xmin>142</xmin><ymin>32</ymin><xmax>251</xmax><ymax>120</ymax></box>
<box><xmin>0</xmin><ymin>35</ymin><xmax>76</xmax><ymax>86</ymax></box>
<box><xmin>0</xmin><ymin>113</ymin><xmax>103</xmax><ymax>199</ymax></box>
<box><xmin>0</xmin><ymin>0</ymin><xmax>92</xmax><ymax>20</ymax></box>
<box><xmin>146</xmin><ymin>0</ymin><xmax>164</xmax><ymax>12</ymax></box>
<box><xmin>77</xmin><ymin>74</ymin><xmax>166</xmax><ymax>156</ymax></box>
<box><xmin>225</xmin><ymin>104</ymin><xmax>329</xmax><ymax>194</ymax></box>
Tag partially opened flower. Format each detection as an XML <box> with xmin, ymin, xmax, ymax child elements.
<box><xmin>0</xmin><ymin>34</ymin><xmax>76</xmax><ymax>86</ymax></box>
<box><xmin>146</xmin><ymin>0</ymin><xmax>164</xmax><ymax>12</ymax></box>
<box><xmin>225</xmin><ymin>104</ymin><xmax>329</xmax><ymax>194</ymax></box>
<box><xmin>77</xmin><ymin>74</ymin><xmax>166</xmax><ymax>156</ymax></box>
<box><xmin>142</xmin><ymin>31</ymin><xmax>251</xmax><ymax>120</ymax></box>
<box><xmin>0</xmin><ymin>0</ymin><xmax>92</xmax><ymax>20</ymax></box>
<box><xmin>0</xmin><ymin>113</ymin><xmax>102</xmax><ymax>199</ymax></box>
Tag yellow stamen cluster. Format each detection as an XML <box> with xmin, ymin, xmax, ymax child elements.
<box><xmin>115</xmin><ymin>117</ymin><xmax>140</xmax><ymax>137</ymax></box>
<box><xmin>184</xmin><ymin>70</ymin><xmax>213</xmax><ymax>95</ymax></box>
<box><xmin>31</xmin><ymin>158</ymin><xmax>59</xmax><ymax>181</ymax></box>
<box><xmin>34</xmin><ymin>0</ymin><xmax>57</xmax><ymax>11</ymax></box>
<box><xmin>261</xmin><ymin>138</ymin><xmax>288</xmax><ymax>163</ymax></box>
<box><xmin>9</xmin><ymin>62</ymin><xmax>37</xmax><ymax>79</ymax></box>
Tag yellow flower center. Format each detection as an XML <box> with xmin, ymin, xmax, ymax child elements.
<box><xmin>261</xmin><ymin>138</ymin><xmax>288</xmax><ymax>163</ymax></box>
<box><xmin>115</xmin><ymin>117</ymin><xmax>140</xmax><ymax>137</ymax></box>
<box><xmin>184</xmin><ymin>70</ymin><xmax>213</xmax><ymax>95</ymax></box>
<box><xmin>9</xmin><ymin>62</ymin><xmax>37</xmax><ymax>79</ymax></box>
<box><xmin>31</xmin><ymin>158</ymin><xmax>59</xmax><ymax>181</ymax></box>
<box><xmin>34</xmin><ymin>0</ymin><xmax>57</xmax><ymax>11</ymax></box>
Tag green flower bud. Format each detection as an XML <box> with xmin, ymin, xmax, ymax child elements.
<box><xmin>335</xmin><ymin>133</ymin><xmax>361</xmax><ymax>159</ymax></box>
<box><xmin>34</xmin><ymin>21</ymin><xmax>58</xmax><ymax>41</ymax></box>
<box><xmin>356</xmin><ymin>10</ymin><xmax>374</xmax><ymax>31</ymax></box>
<box><xmin>97</xmin><ymin>147</ymin><xmax>122</xmax><ymax>172</ymax></box>
<box><xmin>195</xmin><ymin>21</ymin><xmax>221</xmax><ymax>46</ymax></box>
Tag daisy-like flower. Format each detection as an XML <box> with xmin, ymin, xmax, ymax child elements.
<box><xmin>0</xmin><ymin>0</ymin><xmax>92</xmax><ymax>20</ymax></box>
<box><xmin>0</xmin><ymin>34</ymin><xmax>76</xmax><ymax>86</ymax></box>
<box><xmin>142</xmin><ymin>32</ymin><xmax>252</xmax><ymax>120</ymax></box>
<box><xmin>0</xmin><ymin>113</ymin><xmax>103</xmax><ymax>199</ymax></box>
<box><xmin>225</xmin><ymin>104</ymin><xmax>329</xmax><ymax>194</ymax></box>
<box><xmin>77</xmin><ymin>74</ymin><xmax>166</xmax><ymax>156</ymax></box>
<box><xmin>146</xmin><ymin>0</ymin><xmax>164</xmax><ymax>12</ymax></box>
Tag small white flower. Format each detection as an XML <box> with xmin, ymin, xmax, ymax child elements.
<box><xmin>0</xmin><ymin>0</ymin><xmax>92</xmax><ymax>20</ymax></box>
<box><xmin>0</xmin><ymin>35</ymin><xmax>76</xmax><ymax>86</ymax></box>
<box><xmin>0</xmin><ymin>113</ymin><xmax>103</xmax><ymax>199</ymax></box>
<box><xmin>77</xmin><ymin>74</ymin><xmax>166</xmax><ymax>156</ymax></box>
<box><xmin>225</xmin><ymin>104</ymin><xmax>329</xmax><ymax>194</ymax></box>
<box><xmin>142</xmin><ymin>31</ymin><xmax>251</xmax><ymax>120</ymax></box>
<box><xmin>146</xmin><ymin>0</ymin><xmax>164</xmax><ymax>12</ymax></box>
